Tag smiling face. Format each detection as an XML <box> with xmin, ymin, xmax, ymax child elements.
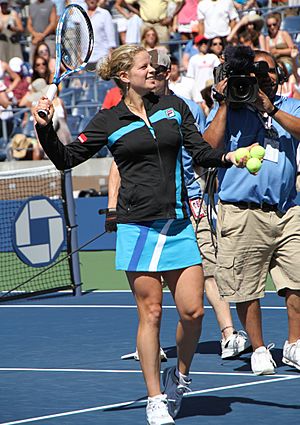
<box><xmin>121</xmin><ymin>51</ymin><xmax>156</xmax><ymax>96</ymax></box>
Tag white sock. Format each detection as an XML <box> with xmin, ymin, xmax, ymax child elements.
<box><xmin>148</xmin><ymin>394</ymin><xmax>165</xmax><ymax>402</ymax></box>
<box><xmin>176</xmin><ymin>368</ymin><xmax>189</xmax><ymax>384</ymax></box>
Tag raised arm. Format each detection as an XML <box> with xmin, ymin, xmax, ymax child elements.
<box><xmin>32</xmin><ymin>97</ymin><xmax>108</xmax><ymax>170</ymax></box>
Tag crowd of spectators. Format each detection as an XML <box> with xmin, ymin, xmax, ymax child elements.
<box><xmin>0</xmin><ymin>0</ymin><xmax>300</xmax><ymax>161</ymax></box>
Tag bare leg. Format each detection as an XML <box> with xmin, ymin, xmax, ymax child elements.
<box><xmin>127</xmin><ymin>271</ymin><xmax>163</xmax><ymax>397</ymax></box>
<box><xmin>286</xmin><ymin>289</ymin><xmax>300</xmax><ymax>343</ymax></box>
<box><xmin>236</xmin><ymin>299</ymin><xmax>264</xmax><ymax>350</ymax></box>
<box><xmin>163</xmin><ymin>265</ymin><xmax>205</xmax><ymax>375</ymax></box>
<box><xmin>205</xmin><ymin>276</ymin><xmax>235</xmax><ymax>340</ymax></box>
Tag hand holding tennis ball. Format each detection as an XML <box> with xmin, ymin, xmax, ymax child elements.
<box><xmin>235</xmin><ymin>147</ymin><xmax>251</xmax><ymax>163</ymax></box>
<box><xmin>235</xmin><ymin>145</ymin><xmax>265</xmax><ymax>174</ymax></box>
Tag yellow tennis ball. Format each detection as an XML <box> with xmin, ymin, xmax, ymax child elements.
<box><xmin>235</xmin><ymin>148</ymin><xmax>251</xmax><ymax>162</ymax></box>
<box><xmin>250</xmin><ymin>145</ymin><xmax>265</xmax><ymax>160</ymax></box>
<box><xmin>246</xmin><ymin>157</ymin><xmax>262</xmax><ymax>174</ymax></box>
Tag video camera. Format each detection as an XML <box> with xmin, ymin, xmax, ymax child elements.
<box><xmin>213</xmin><ymin>45</ymin><xmax>269</xmax><ymax>103</ymax></box>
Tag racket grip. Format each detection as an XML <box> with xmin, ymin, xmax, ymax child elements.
<box><xmin>37</xmin><ymin>84</ymin><xmax>58</xmax><ymax>118</ymax></box>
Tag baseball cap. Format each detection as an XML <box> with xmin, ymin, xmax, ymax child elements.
<box><xmin>9</xmin><ymin>57</ymin><xmax>23</xmax><ymax>73</ymax></box>
<box><xmin>0</xmin><ymin>0</ymin><xmax>8</xmax><ymax>4</ymax></box>
<box><xmin>194</xmin><ymin>35</ymin><xmax>209</xmax><ymax>45</ymax></box>
<box><xmin>148</xmin><ymin>49</ymin><xmax>171</xmax><ymax>70</ymax></box>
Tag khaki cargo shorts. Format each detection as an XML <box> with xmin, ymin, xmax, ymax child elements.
<box><xmin>190</xmin><ymin>201</ymin><xmax>216</xmax><ymax>278</ymax></box>
<box><xmin>215</xmin><ymin>203</ymin><xmax>300</xmax><ymax>302</ymax></box>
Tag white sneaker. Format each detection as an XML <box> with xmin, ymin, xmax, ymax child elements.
<box><xmin>146</xmin><ymin>394</ymin><xmax>175</xmax><ymax>425</ymax></box>
<box><xmin>221</xmin><ymin>330</ymin><xmax>252</xmax><ymax>359</ymax></box>
<box><xmin>282</xmin><ymin>339</ymin><xmax>300</xmax><ymax>371</ymax></box>
<box><xmin>162</xmin><ymin>366</ymin><xmax>191</xmax><ymax>418</ymax></box>
<box><xmin>251</xmin><ymin>344</ymin><xmax>276</xmax><ymax>375</ymax></box>
<box><xmin>121</xmin><ymin>347</ymin><xmax>168</xmax><ymax>361</ymax></box>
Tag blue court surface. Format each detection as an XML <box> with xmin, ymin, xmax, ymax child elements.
<box><xmin>0</xmin><ymin>291</ymin><xmax>299</xmax><ymax>424</ymax></box>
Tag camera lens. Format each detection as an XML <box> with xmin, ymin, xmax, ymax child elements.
<box><xmin>231</xmin><ymin>78</ymin><xmax>251</xmax><ymax>100</ymax></box>
<box><xmin>227</xmin><ymin>76</ymin><xmax>258</xmax><ymax>103</ymax></box>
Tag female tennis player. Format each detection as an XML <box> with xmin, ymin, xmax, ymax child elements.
<box><xmin>33</xmin><ymin>45</ymin><xmax>251</xmax><ymax>425</ymax></box>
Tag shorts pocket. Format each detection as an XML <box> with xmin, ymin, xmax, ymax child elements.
<box><xmin>215</xmin><ymin>254</ymin><xmax>243</xmax><ymax>296</ymax></box>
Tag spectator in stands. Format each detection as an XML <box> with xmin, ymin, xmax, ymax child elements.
<box><xmin>238</xmin><ymin>29</ymin><xmax>260</xmax><ymax>50</ymax></box>
<box><xmin>20</xmin><ymin>77</ymin><xmax>72</xmax><ymax>145</ymax></box>
<box><xmin>112</xmin><ymin>0</ymin><xmax>132</xmax><ymax>45</ymax></box>
<box><xmin>0</xmin><ymin>58</ymin><xmax>20</xmax><ymax>108</ymax></box>
<box><xmin>52</xmin><ymin>0</ymin><xmax>65</xmax><ymax>17</ymax></box>
<box><xmin>31</xmin><ymin>56</ymin><xmax>52</xmax><ymax>84</ymax></box>
<box><xmin>141</xmin><ymin>26</ymin><xmax>168</xmax><ymax>52</ymax></box>
<box><xmin>33</xmin><ymin>41</ymin><xmax>56</xmax><ymax>75</ymax></box>
<box><xmin>101</xmin><ymin>84</ymin><xmax>122</xmax><ymax>109</ymax></box>
<box><xmin>187</xmin><ymin>35</ymin><xmax>220</xmax><ymax>94</ymax></box>
<box><xmin>176</xmin><ymin>0</ymin><xmax>198</xmax><ymax>41</ymax></box>
<box><xmin>27</xmin><ymin>0</ymin><xmax>57</xmax><ymax>60</ymax></box>
<box><xmin>0</xmin><ymin>0</ymin><xmax>24</xmax><ymax>62</ymax></box>
<box><xmin>208</xmin><ymin>36</ymin><xmax>225</xmax><ymax>58</ymax></box>
<box><xmin>10</xmin><ymin>133</ymin><xmax>44</xmax><ymax>160</ymax></box>
<box><xmin>168</xmin><ymin>55</ymin><xmax>203</xmax><ymax>104</ymax></box>
<box><xmin>181</xmin><ymin>31</ymin><xmax>200</xmax><ymax>71</ymax></box>
<box><xmin>197</xmin><ymin>0</ymin><xmax>238</xmax><ymax>41</ymax></box>
<box><xmin>4</xmin><ymin>57</ymin><xmax>31</xmax><ymax>106</ymax></box>
<box><xmin>227</xmin><ymin>12</ymin><xmax>266</xmax><ymax>50</ymax></box>
<box><xmin>85</xmin><ymin>0</ymin><xmax>116</xmax><ymax>71</ymax></box>
<box><xmin>265</xmin><ymin>13</ymin><xmax>295</xmax><ymax>77</ymax></box>
<box><xmin>233</xmin><ymin>0</ymin><xmax>258</xmax><ymax>12</ymax></box>
<box><xmin>122</xmin><ymin>0</ymin><xmax>185</xmax><ymax>44</ymax></box>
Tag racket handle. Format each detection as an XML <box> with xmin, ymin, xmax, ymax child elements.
<box><xmin>37</xmin><ymin>84</ymin><xmax>58</xmax><ymax>118</ymax></box>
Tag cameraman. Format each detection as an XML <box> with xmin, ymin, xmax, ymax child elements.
<box><xmin>203</xmin><ymin>45</ymin><xmax>300</xmax><ymax>375</ymax></box>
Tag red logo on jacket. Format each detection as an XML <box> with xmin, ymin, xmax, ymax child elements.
<box><xmin>78</xmin><ymin>133</ymin><xmax>87</xmax><ymax>143</ymax></box>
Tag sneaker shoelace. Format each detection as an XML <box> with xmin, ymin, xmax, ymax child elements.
<box><xmin>266</xmin><ymin>343</ymin><xmax>277</xmax><ymax>367</ymax></box>
<box><xmin>234</xmin><ymin>330</ymin><xmax>248</xmax><ymax>346</ymax></box>
<box><xmin>176</xmin><ymin>381</ymin><xmax>192</xmax><ymax>397</ymax></box>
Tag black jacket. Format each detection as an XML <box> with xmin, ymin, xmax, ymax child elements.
<box><xmin>36</xmin><ymin>93</ymin><xmax>230</xmax><ymax>223</ymax></box>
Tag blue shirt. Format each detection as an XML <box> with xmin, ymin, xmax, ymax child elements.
<box><xmin>179</xmin><ymin>95</ymin><xmax>206</xmax><ymax>199</ymax></box>
<box><xmin>206</xmin><ymin>96</ymin><xmax>300</xmax><ymax>212</ymax></box>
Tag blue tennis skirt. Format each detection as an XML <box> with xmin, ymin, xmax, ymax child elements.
<box><xmin>116</xmin><ymin>218</ymin><xmax>202</xmax><ymax>272</ymax></box>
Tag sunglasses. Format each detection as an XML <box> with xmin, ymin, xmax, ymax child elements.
<box><xmin>35</xmin><ymin>62</ymin><xmax>47</xmax><ymax>67</ymax></box>
<box><xmin>267</xmin><ymin>23</ymin><xmax>278</xmax><ymax>27</ymax></box>
<box><xmin>212</xmin><ymin>42</ymin><xmax>222</xmax><ymax>46</ymax></box>
<box><xmin>38</xmin><ymin>49</ymin><xmax>49</xmax><ymax>54</ymax></box>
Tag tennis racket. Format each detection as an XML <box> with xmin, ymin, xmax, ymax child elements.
<box><xmin>38</xmin><ymin>4</ymin><xmax>94</xmax><ymax>117</ymax></box>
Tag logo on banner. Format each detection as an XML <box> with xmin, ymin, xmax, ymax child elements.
<box><xmin>12</xmin><ymin>196</ymin><xmax>65</xmax><ymax>267</ymax></box>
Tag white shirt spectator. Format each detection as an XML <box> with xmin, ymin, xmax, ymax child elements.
<box><xmin>88</xmin><ymin>7</ymin><xmax>117</xmax><ymax>63</ymax></box>
<box><xmin>197</xmin><ymin>0</ymin><xmax>238</xmax><ymax>39</ymax></box>
<box><xmin>169</xmin><ymin>75</ymin><xmax>203</xmax><ymax>104</ymax></box>
<box><xmin>187</xmin><ymin>52</ymin><xmax>220</xmax><ymax>93</ymax></box>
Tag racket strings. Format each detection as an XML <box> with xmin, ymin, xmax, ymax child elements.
<box><xmin>61</xmin><ymin>7</ymin><xmax>92</xmax><ymax>70</ymax></box>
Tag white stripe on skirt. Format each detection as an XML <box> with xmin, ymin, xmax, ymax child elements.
<box><xmin>149</xmin><ymin>219</ymin><xmax>174</xmax><ymax>271</ymax></box>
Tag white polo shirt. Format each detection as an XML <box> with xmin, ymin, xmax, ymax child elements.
<box><xmin>197</xmin><ymin>0</ymin><xmax>238</xmax><ymax>39</ymax></box>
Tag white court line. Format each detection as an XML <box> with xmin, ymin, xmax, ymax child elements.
<box><xmin>0</xmin><ymin>305</ymin><xmax>286</xmax><ymax>309</ymax></box>
<box><xmin>0</xmin><ymin>368</ymin><xmax>294</xmax><ymax>378</ymax></box>
<box><xmin>0</xmin><ymin>375</ymin><xmax>298</xmax><ymax>425</ymax></box>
